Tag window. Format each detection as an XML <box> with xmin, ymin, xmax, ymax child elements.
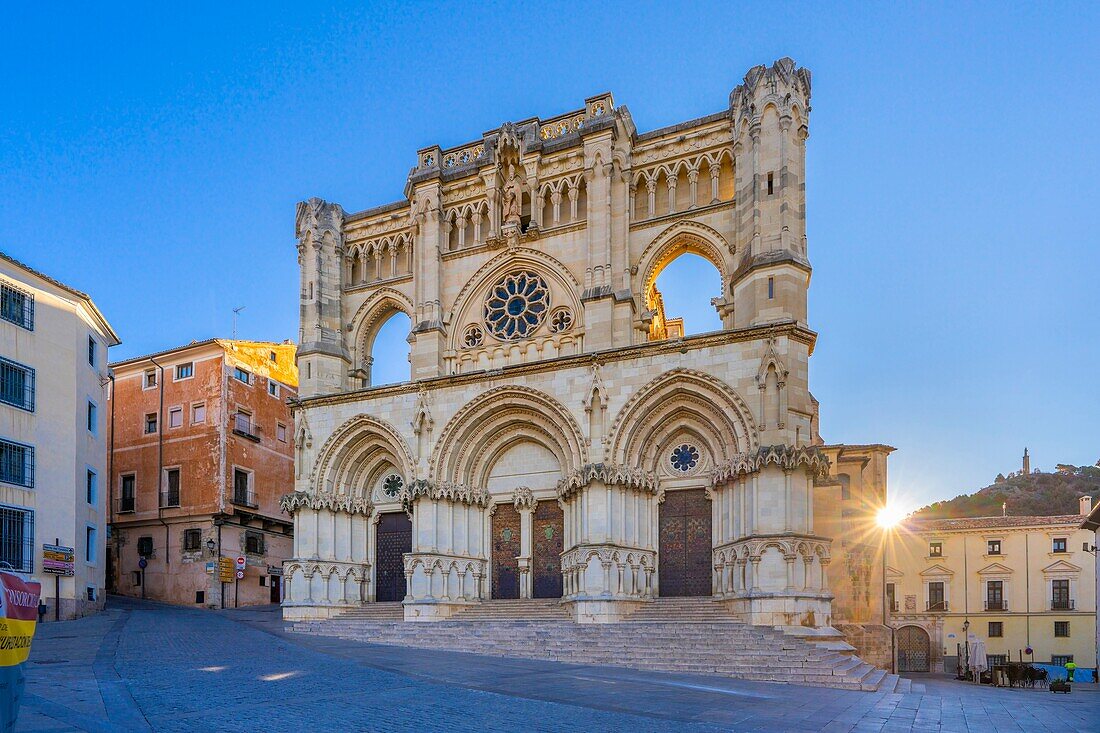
<box><xmin>162</xmin><ymin>468</ymin><xmax>180</xmax><ymax>507</ymax></box>
<box><xmin>766</xmin><ymin>171</ymin><xmax>774</xmax><ymax>195</ymax></box>
<box><xmin>0</xmin><ymin>357</ymin><xmax>35</xmax><ymax>411</ymax></box>
<box><xmin>1054</xmin><ymin>621</ymin><xmax>1070</xmax><ymax>638</ymax></box>
<box><xmin>987</xmin><ymin>539</ymin><xmax>1001</xmax><ymax>555</ymax></box>
<box><xmin>195</xmin><ymin>591</ymin><xmax>205</xmax><ymax>604</ymax></box>
<box><xmin>929</xmin><ymin>542</ymin><xmax>943</xmax><ymax>558</ymax></box>
<box><xmin>767</xmin><ymin>276</ymin><xmax>775</xmax><ymax>300</ymax></box>
<box><xmin>927</xmin><ymin>581</ymin><xmax>946</xmax><ymax>611</ymax></box>
<box><xmin>87</xmin><ymin>400</ymin><xmax>97</xmax><ymax>434</ymax></box>
<box><xmin>985</xmin><ymin>580</ymin><xmax>1004</xmax><ymax>611</ymax></box>
<box><xmin>0</xmin><ymin>439</ymin><xmax>34</xmax><ymax>488</ymax></box>
<box><xmin>119</xmin><ymin>474</ymin><xmax>135</xmax><ymax>512</ymax></box>
<box><xmin>87</xmin><ymin>336</ymin><xmax>97</xmax><ymax>367</ymax></box>
<box><xmin>85</xmin><ymin>525</ymin><xmax>97</xmax><ymax>563</ymax></box>
<box><xmin>245</xmin><ymin>530</ymin><xmax>265</xmax><ymax>555</ymax></box>
<box><xmin>1052</xmin><ymin>537</ymin><xmax>1067</xmax><ymax>553</ymax></box>
<box><xmin>233</xmin><ymin>367</ymin><xmax>251</xmax><ymax>384</ymax></box>
<box><xmin>306</xmin><ymin>362</ymin><xmax>311</xmax><ymax>379</ymax></box>
<box><xmin>276</xmin><ymin>423</ymin><xmax>287</xmax><ymax>443</ymax></box>
<box><xmin>175</xmin><ymin>362</ymin><xmax>193</xmax><ymax>380</ymax></box>
<box><xmin>0</xmin><ymin>504</ymin><xmax>34</xmax><ymax>573</ymax></box>
<box><xmin>269</xmin><ymin>351</ymin><xmax>277</xmax><ymax>362</ymax></box>
<box><xmin>1052</xmin><ymin>655</ymin><xmax>1074</xmax><ymax>666</ymax></box>
<box><xmin>1051</xmin><ymin>579</ymin><xmax>1072</xmax><ymax>610</ymax></box>
<box><xmin>143</xmin><ymin>369</ymin><xmax>157</xmax><ymax>389</ymax></box>
<box><xmin>144</xmin><ymin>413</ymin><xmax>158</xmax><ymax>434</ymax></box>
<box><xmin>233</xmin><ymin>411</ymin><xmax>258</xmax><ymax>441</ymax></box>
<box><xmin>838</xmin><ymin>474</ymin><xmax>851</xmax><ymax>500</ymax></box>
<box><xmin>192</xmin><ymin>403</ymin><xmax>206</xmax><ymax>424</ymax></box>
<box><xmin>86</xmin><ymin>469</ymin><xmax>97</xmax><ymax>505</ymax></box>
<box><xmin>233</xmin><ymin>468</ymin><xmax>254</xmax><ymax>507</ymax></box>
<box><xmin>86</xmin><ymin>586</ymin><xmax>96</xmax><ymax>602</ymax></box>
<box><xmin>136</xmin><ymin>536</ymin><xmax>153</xmax><ymax>557</ymax></box>
<box><xmin>988</xmin><ymin>622</ymin><xmax>1003</xmax><ymax>638</ymax></box>
<box><xmin>131</xmin><ymin>570</ymin><xmax>142</xmax><ymax>586</ymax></box>
<box><xmin>1</xmin><ymin>280</ymin><xmax>34</xmax><ymax>330</ymax></box>
<box><xmin>183</xmin><ymin>528</ymin><xmax>201</xmax><ymax>552</ymax></box>
<box><xmin>886</xmin><ymin>582</ymin><xmax>897</xmax><ymax>612</ymax></box>
<box><xmin>168</xmin><ymin>407</ymin><xmax>182</xmax><ymax>429</ymax></box>
<box><xmin>267</xmin><ymin>380</ymin><xmax>280</xmax><ymax>398</ymax></box>
<box><xmin>259</xmin><ymin>575</ymin><xmax>266</xmax><ymax>586</ymax></box>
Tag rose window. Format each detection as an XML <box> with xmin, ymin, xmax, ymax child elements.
<box><xmin>463</xmin><ymin>324</ymin><xmax>484</xmax><ymax>348</ymax></box>
<box><xmin>484</xmin><ymin>271</ymin><xmax>550</xmax><ymax>340</ymax></box>
<box><xmin>670</xmin><ymin>444</ymin><xmax>700</xmax><ymax>472</ymax></box>
<box><xmin>382</xmin><ymin>474</ymin><xmax>404</xmax><ymax>498</ymax></box>
<box><xmin>549</xmin><ymin>307</ymin><xmax>573</xmax><ymax>333</ymax></box>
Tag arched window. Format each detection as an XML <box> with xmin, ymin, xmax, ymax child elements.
<box><xmin>369</xmin><ymin>311</ymin><xmax>411</xmax><ymax>386</ymax></box>
<box><xmin>648</xmin><ymin>252</ymin><xmax>722</xmax><ymax>340</ymax></box>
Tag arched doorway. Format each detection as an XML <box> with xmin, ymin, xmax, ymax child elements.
<box><xmin>532</xmin><ymin>501</ymin><xmax>564</xmax><ymax>598</ymax></box>
<box><xmin>491</xmin><ymin>503</ymin><xmax>521</xmax><ymax>599</ymax></box>
<box><xmin>897</xmin><ymin>625</ymin><xmax>931</xmax><ymax>672</ymax></box>
<box><xmin>658</xmin><ymin>488</ymin><xmax>712</xmax><ymax>596</ymax></box>
<box><xmin>374</xmin><ymin>512</ymin><xmax>411</xmax><ymax>602</ymax></box>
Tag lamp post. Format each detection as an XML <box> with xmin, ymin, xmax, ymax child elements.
<box><xmin>205</xmin><ymin>538</ymin><xmax>217</xmax><ymax>557</ymax></box>
<box><xmin>963</xmin><ymin>619</ymin><xmax>971</xmax><ymax>679</ymax></box>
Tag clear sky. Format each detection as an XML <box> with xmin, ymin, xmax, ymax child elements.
<box><xmin>2</xmin><ymin>2</ymin><xmax>1098</xmax><ymax>508</ymax></box>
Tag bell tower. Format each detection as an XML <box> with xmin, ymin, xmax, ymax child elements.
<box><xmin>729</xmin><ymin>58</ymin><xmax>812</xmax><ymax>329</ymax></box>
<box><xmin>296</xmin><ymin>197</ymin><xmax>349</xmax><ymax>398</ymax></box>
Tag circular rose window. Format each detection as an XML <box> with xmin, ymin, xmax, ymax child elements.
<box><xmin>382</xmin><ymin>474</ymin><xmax>404</xmax><ymax>498</ymax></box>
<box><xmin>484</xmin><ymin>271</ymin><xmax>550</xmax><ymax>340</ymax></box>
<box><xmin>670</xmin><ymin>444</ymin><xmax>700</xmax><ymax>472</ymax></box>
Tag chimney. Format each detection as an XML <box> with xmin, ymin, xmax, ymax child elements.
<box><xmin>1081</xmin><ymin>495</ymin><xmax>1094</xmax><ymax>517</ymax></box>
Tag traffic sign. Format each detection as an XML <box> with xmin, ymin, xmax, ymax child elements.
<box><xmin>42</xmin><ymin>544</ymin><xmax>75</xmax><ymax>576</ymax></box>
<box><xmin>137</xmin><ymin>557</ymin><xmax>148</xmax><ymax>569</ymax></box>
<box><xmin>218</xmin><ymin>557</ymin><xmax>235</xmax><ymax>583</ymax></box>
<box><xmin>235</xmin><ymin>556</ymin><xmax>246</xmax><ymax>570</ymax></box>
<box><xmin>235</xmin><ymin>570</ymin><xmax>244</xmax><ymax>580</ymax></box>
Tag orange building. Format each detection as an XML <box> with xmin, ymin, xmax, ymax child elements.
<box><xmin>107</xmin><ymin>339</ymin><xmax>297</xmax><ymax>608</ymax></box>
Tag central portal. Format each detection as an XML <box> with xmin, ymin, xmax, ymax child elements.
<box><xmin>492</xmin><ymin>502</ymin><xmax>522</xmax><ymax>599</ymax></box>
<box><xmin>532</xmin><ymin>501</ymin><xmax>564</xmax><ymax>598</ymax></box>
<box><xmin>375</xmin><ymin>512</ymin><xmax>412</xmax><ymax>602</ymax></box>
<box><xmin>658</xmin><ymin>488</ymin><xmax>712</xmax><ymax>597</ymax></box>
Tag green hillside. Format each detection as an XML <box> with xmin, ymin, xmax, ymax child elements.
<box><xmin>914</xmin><ymin>463</ymin><xmax>1100</xmax><ymax>519</ymax></box>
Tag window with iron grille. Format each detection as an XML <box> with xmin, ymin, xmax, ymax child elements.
<box><xmin>136</xmin><ymin>536</ymin><xmax>153</xmax><ymax>557</ymax></box>
<box><xmin>232</xmin><ymin>468</ymin><xmax>254</xmax><ymax>506</ymax></box>
<box><xmin>0</xmin><ymin>280</ymin><xmax>34</xmax><ymax>330</ymax></box>
<box><xmin>87</xmin><ymin>336</ymin><xmax>97</xmax><ymax>367</ymax></box>
<box><xmin>1052</xmin><ymin>579</ymin><xmax>1071</xmax><ymax>610</ymax></box>
<box><xmin>119</xmin><ymin>474</ymin><xmax>135</xmax><ymax>512</ymax></box>
<box><xmin>1052</xmin><ymin>655</ymin><xmax>1074</xmax><ymax>666</ymax></box>
<box><xmin>183</xmin><ymin>528</ymin><xmax>201</xmax><ymax>552</ymax></box>
<box><xmin>0</xmin><ymin>438</ymin><xmax>34</xmax><ymax>488</ymax></box>
<box><xmin>986</xmin><ymin>654</ymin><xmax>1008</xmax><ymax>667</ymax></box>
<box><xmin>161</xmin><ymin>468</ymin><xmax>180</xmax><ymax>507</ymax></box>
<box><xmin>1054</xmin><ymin>621</ymin><xmax>1070</xmax><ymax>638</ymax></box>
<box><xmin>988</xmin><ymin>622</ymin><xmax>1003</xmax><ymax>637</ymax></box>
<box><xmin>0</xmin><ymin>504</ymin><xmax>33</xmax><ymax>573</ymax></box>
<box><xmin>0</xmin><ymin>357</ymin><xmax>34</xmax><ymax>411</ymax></box>
<box><xmin>245</xmin><ymin>530</ymin><xmax>264</xmax><ymax>555</ymax></box>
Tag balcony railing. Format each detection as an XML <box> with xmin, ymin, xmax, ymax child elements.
<box><xmin>232</xmin><ymin>488</ymin><xmax>257</xmax><ymax>508</ymax></box>
<box><xmin>160</xmin><ymin>491</ymin><xmax>180</xmax><ymax>508</ymax></box>
<box><xmin>889</xmin><ymin>601</ymin><xmax>899</xmax><ymax>613</ymax></box>
<box><xmin>118</xmin><ymin>496</ymin><xmax>135</xmax><ymax>513</ymax></box>
<box><xmin>1051</xmin><ymin>599</ymin><xmax>1075</xmax><ymax>611</ymax></box>
<box><xmin>232</xmin><ymin>414</ymin><xmax>260</xmax><ymax>442</ymax></box>
<box><xmin>927</xmin><ymin>600</ymin><xmax>948</xmax><ymax>612</ymax></box>
<box><xmin>984</xmin><ymin>600</ymin><xmax>1007</xmax><ymax>611</ymax></box>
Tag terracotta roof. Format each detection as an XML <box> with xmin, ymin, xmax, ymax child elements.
<box><xmin>906</xmin><ymin>515</ymin><xmax>1084</xmax><ymax>531</ymax></box>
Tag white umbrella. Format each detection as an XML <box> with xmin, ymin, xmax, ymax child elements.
<box><xmin>968</xmin><ymin>639</ymin><xmax>988</xmax><ymax>682</ymax></box>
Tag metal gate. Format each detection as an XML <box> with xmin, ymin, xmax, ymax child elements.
<box><xmin>658</xmin><ymin>488</ymin><xmax>712</xmax><ymax>597</ymax></box>
<box><xmin>492</xmin><ymin>502</ymin><xmax>521</xmax><ymax>599</ymax></box>
<box><xmin>532</xmin><ymin>501</ymin><xmax>564</xmax><ymax>598</ymax></box>
<box><xmin>896</xmin><ymin>625</ymin><xmax>931</xmax><ymax>672</ymax></box>
<box><xmin>375</xmin><ymin>512</ymin><xmax>411</xmax><ymax>602</ymax></box>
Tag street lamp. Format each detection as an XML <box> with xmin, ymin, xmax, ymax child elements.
<box><xmin>206</xmin><ymin>538</ymin><xmax>216</xmax><ymax>556</ymax></box>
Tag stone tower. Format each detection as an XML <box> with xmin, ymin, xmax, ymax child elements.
<box><xmin>296</xmin><ymin>197</ymin><xmax>349</xmax><ymax>398</ymax></box>
<box><xmin>1022</xmin><ymin>447</ymin><xmax>1030</xmax><ymax>475</ymax></box>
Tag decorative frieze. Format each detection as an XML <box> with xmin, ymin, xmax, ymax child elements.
<box><xmin>710</xmin><ymin>445</ymin><xmax>831</xmax><ymax>485</ymax></box>
<box><xmin>399</xmin><ymin>479</ymin><xmax>492</xmax><ymax>511</ymax></box>
<box><xmin>557</xmin><ymin>463</ymin><xmax>659</xmax><ymax>500</ymax></box>
<box><xmin>280</xmin><ymin>490</ymin><xmax>373</xmax><ymax>517</ymax></box>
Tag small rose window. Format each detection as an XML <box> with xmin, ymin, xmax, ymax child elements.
<box><xmin>549</xmin><ymin>307</ymin><xmax>573</xmax><ymax>333</ymax></box>
<box><xmin>382</xmin><ymin>474</ymin><xmax>404</xmax><ymax>498</ymax></box>
<box><xmin>670</xmin><ymin>444</ymin><xmax>700</xmax><ymax>472</ymax></box>
<box><xmin>463</xmin><ymin>324</ymin><xmax>484</xmax><ymax>348</ymax></box>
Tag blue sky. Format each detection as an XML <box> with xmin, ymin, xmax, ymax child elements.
<box><xmin>2</xmin><ymin>2</ymin><xmax>1098</xmax><ymax>507</ymax></box>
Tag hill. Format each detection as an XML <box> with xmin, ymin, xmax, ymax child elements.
<box><xmin>913</xmin><ymin>463</ymin><xmax>1100</xmax><ymax>519</ymax></box>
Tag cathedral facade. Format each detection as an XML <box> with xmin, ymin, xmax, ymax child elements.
<box><xmin>282</xmin><ymin>58</ymin><xmax>891</xmax><ymax>631</ymax></box>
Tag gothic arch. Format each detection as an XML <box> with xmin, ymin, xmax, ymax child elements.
<box><xmin>636</xmin><ymin>221</ymin><xmax>732</xmax><ymax>303</ymax></box>
<box><xmin>348</xmin><ymin>287</ymin><xmax>414</xmax><ymax>376</ymax></box>
<box><xmin>431</xmin><ymin>386</ymin><xmax>587</xmax><ymax>486</ymax></box>
<box><xmin>310</xmin><ymin>414</ymin><xmax>415</xmax><ymax>499</ymax></box>
<box><xmin>608</xmin><ymin>368</ymin><xmax>757</xmax><ymax>470</ymax></box>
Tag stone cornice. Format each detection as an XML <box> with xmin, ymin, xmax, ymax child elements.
<box><xmin>400</xmin><ymin>479</ymin><xmax>492</xmax><ymax>512</ymax></box>
<box><xmin>293</xmin><ymin>321</ymin><xmax>817</xmax><ymax>410</ymax></box>
<box><xmin>279</xmin><ymin>490</ymin><xmax>373</xmax><ymax>517</ymax></box>
<box><xmin>557</xmin><ymin>463</ymin><xmax>659</xmax><ymax>500</ymax></box>
<box><xmin>710</xmin><ymin>445</ymin><xmax>831</xmax><ymax>485</ymax></box>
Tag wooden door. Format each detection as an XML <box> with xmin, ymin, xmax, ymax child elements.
<box><xmin>492</xmin><ymin>503</ymin><xmax>521</xmax><ymax>599</ymax></box>
<box><xmin>375</xmin><ymin>512</ymin><xmax>411</xmax><ymax>602</ymax></box>
<box><xmin>897</xmin><ymin>625</ymin><xmax>931</xmax><ymax>672</ymax></box>
<box><xmin>658</xmin><ymin>488</ymin><xmax>712</xmax><ymax>597</ymax></box>
<box><xmin>532</xmin><ymin>501</ymin><xmax>564</xmax><ymax>598</ymax></box>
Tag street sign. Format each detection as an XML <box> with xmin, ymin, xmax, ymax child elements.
<box><xmin>42</xmin><ymin>544</ymin><xmax>75</xmax><ymax>576</ymax></box>
<box><xmin>205</xmin><ymin>561</ymin><xmax>215</xmax><ymax>574</ymax></box>
<box><xmin>235</xmin><ymin>570</ymin><xmax>244</xmax><ymax>580</ymax></box>
<box><xmin>137</xmin><ymin>557</ymin><xmax>148</xmax><ymax>570</ymax></box>
<box><xmin>267</xmin><ymin>565</ymin><xmax>283</xmax><ymax>576</ymax></box>
<box><xmin>218</xmin><ymin>557</ymin><xmax>235</xmax><ymax>583</ymax></box>
<box><xmin>235</xmin><ymin>556</ymin><xmax>246</xmax><ymax>570</ymax></box>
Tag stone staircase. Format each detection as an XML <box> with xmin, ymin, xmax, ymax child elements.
<box><xmin>290</xmin><ymin>597</ymin><xmax>914</xmax><ymax>693</ymax></box>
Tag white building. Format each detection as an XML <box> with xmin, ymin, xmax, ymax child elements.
<box><xmin>0</xmin><ymin>250</ymin><xmax>120</xmax><ymax>619</ymax></box>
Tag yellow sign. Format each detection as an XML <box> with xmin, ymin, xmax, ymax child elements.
<box><xmin>0</xmin><ymin>572</ymin><xmax>41</xmax><ymax>667</ymax></box>
<box><xmin>218</xmin><ymin>557</ymin><xmax>235</xmax><ymax>583</ymax></box>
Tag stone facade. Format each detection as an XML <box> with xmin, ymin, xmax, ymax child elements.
<box><xmin>283</xmin><ymin>58</ymin><xmax>889</xmax><ymax>628</ymax></box>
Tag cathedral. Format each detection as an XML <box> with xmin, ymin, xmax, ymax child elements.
<box><xmin>282</xmin><ymin>58</ymin><xmax>892</xmax><ymax>635</ymax></box>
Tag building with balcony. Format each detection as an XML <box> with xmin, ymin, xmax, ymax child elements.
<box><xmin>107</xmin><ymin>339</ymin><xmax>296</xmax><ymax>607</ymax></box>
<box><xmin>0</xmin><ymin>250</ymin><xmax>120</xmax><ymax>619</ymax></box>
<box><xmin>885</xmin><ymin>498</ymin><xmax>1097</xmax><ymax>677</ymax></box>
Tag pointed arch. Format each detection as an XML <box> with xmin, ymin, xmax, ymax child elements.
<box><xmin>348</xmin><ymin>287</ymin><xmax>414</xmax><ymax>378</ymax></box>
<box><xmin>310</xmin><ymin>414</ymin><xmax>414</xmax><ymax>499</ymax></box>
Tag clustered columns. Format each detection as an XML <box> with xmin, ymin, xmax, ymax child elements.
<box><xmin>557</xmin><ymin>465</ymin><xmax>659</xmax><ymax>622</ymax></box>
<box><xmin>400</xmin><ymin>481</ymin><xmax>490</xmax><ymax>620</ymax></box>
<box><xmin>708</xmin><ymin>445</ymin><xmax>833</xmax><ymax>626</ymax></box>
<box><xmin>512</xmin><ymin>487</ymin><xmax>538</xmax><ymax>599</ymax></box>
<box><xmin>279</xmin><ymin>491</ymin><xmax>372</xmax><ymax>620</ymax></box>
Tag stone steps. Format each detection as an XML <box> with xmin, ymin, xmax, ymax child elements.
<box><xmin>293</xmin><ymin>598</ymin><xmax>905</xmax><ymax>692</ymax></box>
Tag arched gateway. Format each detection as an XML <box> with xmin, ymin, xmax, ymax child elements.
<box><xmin>283</xmin><ymin>59</ymin><xmax>891</xmax><ymax>633</ymax></box>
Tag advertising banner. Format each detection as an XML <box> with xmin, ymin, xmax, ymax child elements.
<box><xmin>0</xmin><ymin>571</ymin><xmax>43</xmax><ymax>731</ymax></box>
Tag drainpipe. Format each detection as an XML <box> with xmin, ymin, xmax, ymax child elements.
<box><xmin>149</xmin><ymin>357</ymin><xmax>169</xmax><ymax>569</ymax></box>
<box><xmin>107</xmin><ymin>373</ymin><xmax>116</xmax><ymax>591</ymax></box>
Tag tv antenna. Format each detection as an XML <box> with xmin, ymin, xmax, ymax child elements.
<box><xmin>232</xmin><ymin>306</ymin><xmax>246</xmax><ymax>339</ymax></box>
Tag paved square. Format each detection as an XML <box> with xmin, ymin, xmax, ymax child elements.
<box><xmin>17</xmin><ymin>598</ymin><xmax>1100</xmax><ymax>732</ymax></box>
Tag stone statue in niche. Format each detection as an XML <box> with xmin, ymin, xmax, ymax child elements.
<box><xmin>502</xmin><ymin>163</ymin><xmax>523</xmax><ymax>226</ymax></box>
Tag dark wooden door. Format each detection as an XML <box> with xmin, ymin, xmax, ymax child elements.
<box><xmin>270</xmin><ymin>576</ymin><xmax>281</xmax><ymax>603</ymax></box>
<box><xmin>375</xmin><ymin>512</ymin><xmax>411</xmax><ymax>602</ymax></box>
<box><xmin>532</xmin><ymin>501</ymin><xmax>564</xmax><ymax>598</ymax></box>
<box><xmin>658</xmin><ymin>488</ymin><xmax>712</xmax><ymax>597</ymax></box>
<box><xmin>492</xmin><ymin>503</ymin><xmax>521</xmax><ymax>599</ymax></box>
<box><xmin>897</xmin><ymin>625</ymin><xmax>930</xmax><ymax>672</ymax></box>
